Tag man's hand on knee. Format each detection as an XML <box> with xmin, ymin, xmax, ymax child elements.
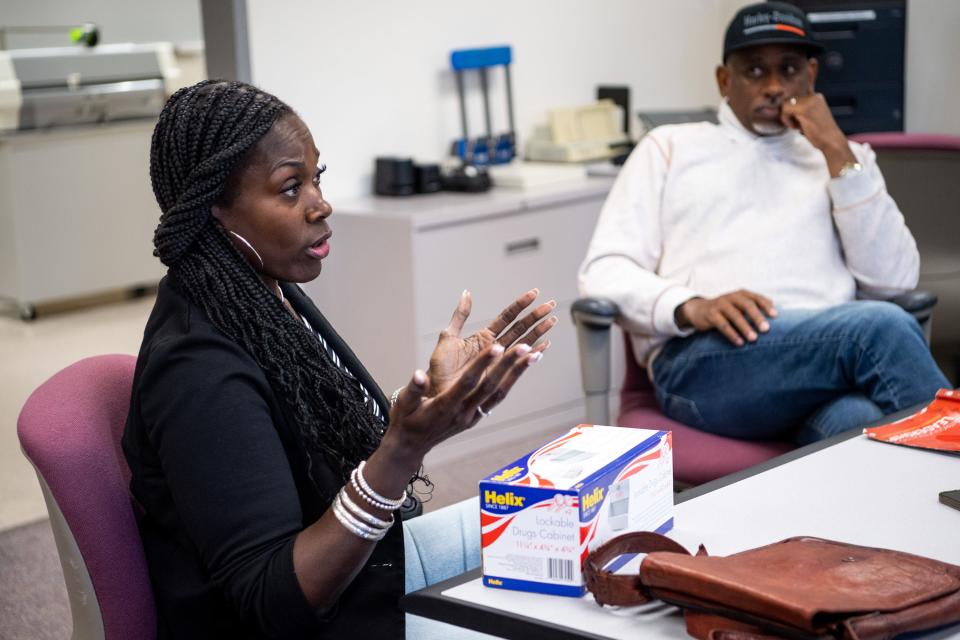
<box><xmin>675</xmin><ymin>290</ymin><xmax>777</xmax><ymax>347</ymax></box>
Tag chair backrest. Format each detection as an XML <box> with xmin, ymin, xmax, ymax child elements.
<box><xmin>850</xmin><ymin>132</ymin><xmax>960</xmax><ymax>277</ymax></box>
<box><xmin>850</xmin><ymin>132</ymin><xmax>960</xmax><ymax>345</ymax></box>
<box><xmin>17</xmin><ymin>354</ymin><xmax>156</xmax><ymax>640</ymax></box>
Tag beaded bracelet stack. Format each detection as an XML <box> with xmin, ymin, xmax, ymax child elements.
<box><xmin>332</xmin><ymin>460</ymin><xmax>406</xmax><ymax>542</ymax></box>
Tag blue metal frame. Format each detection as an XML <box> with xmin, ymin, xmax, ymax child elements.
<box><xmin>450</xmin><ymin>46</ymin><xmax>512</xmax><ymax>71</ymax></box>
<box><xmin>449</xmin><ymin>46</ymin><xmax>516</xmax><ymax>166</ymax></box>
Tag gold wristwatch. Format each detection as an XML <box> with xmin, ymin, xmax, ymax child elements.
<box><xmin>837</xmin><ymin>161</ymin><xmax>863</xmax><ymax>178</ymax></box>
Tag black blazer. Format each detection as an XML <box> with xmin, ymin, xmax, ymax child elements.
<box><xmin>122</xmin><ymin>277</ymin><xmax>405</xmax><ymax>639</ymax></box>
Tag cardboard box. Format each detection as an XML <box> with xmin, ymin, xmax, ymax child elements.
<box><xmin>479</xmin><ymin>425</ymin><xmax>673</xmax><ymax>596</ymax></box>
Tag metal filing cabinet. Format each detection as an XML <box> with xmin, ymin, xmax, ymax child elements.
<box><xmin>792</xmin><ymin>0</ymin><xmax>906</xmax><ymax>134</ymax></box>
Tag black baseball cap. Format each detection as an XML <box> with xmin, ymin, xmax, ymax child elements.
<box><xmin>723</xmin><ymin>2</ymin><xmax>825</xmax><ymax>61</ymax></box>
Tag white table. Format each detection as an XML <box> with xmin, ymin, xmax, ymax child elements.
<box><xmin>402</xmin><ymin>429</ymin><xmax>960</xmax><ymax>639</ymax></box>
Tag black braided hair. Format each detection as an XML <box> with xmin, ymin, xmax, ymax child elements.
<box><xmin>149</xmin><ymin>80</ymin><xmax>384</xmax><ymax>488</ymax></box>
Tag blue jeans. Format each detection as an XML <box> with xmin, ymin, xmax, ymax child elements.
<box><xmin>652</xmin><ymin>301</ymin><xmax>950</xmax><ymax>444</ymax></box>
<box><xmin>404</xmin><ymin>497</ymin><xmax>499</xmax><ymax>639</ymax></box>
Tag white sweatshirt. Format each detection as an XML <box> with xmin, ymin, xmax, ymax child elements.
<box><xmin>579</xmin><ymin>100</ymin><xmax>919</xmax><ymax>369</ymax></box>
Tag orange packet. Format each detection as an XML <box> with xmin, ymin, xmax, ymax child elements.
<box><xmin>864</xmin><ymin>389</ymin><xmax>960</xmax><ymax>454</ymax></box>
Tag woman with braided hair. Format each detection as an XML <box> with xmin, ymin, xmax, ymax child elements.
<box><xmin>122</xmin><ymin>80</ymin><xmax>556</xmax><ymax>639</ymax></box>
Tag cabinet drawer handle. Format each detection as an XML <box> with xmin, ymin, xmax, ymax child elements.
<box><xmin>505</xmin><ymin>237</ymin><xmax>540</xmax><ymax>256</ymax></box>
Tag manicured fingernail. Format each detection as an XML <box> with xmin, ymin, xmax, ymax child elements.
<box><xmin>491</xmin><ymin>344</ymin><xmax>504</xmax><ymax>356</ymax></box>
<box><xmin>413</xmin><ymin>370</ymin><xmax>426</xmax><ymax>385</ymax></box>
<box><xmin>735</xmin><ymin>339</ymin><xmax>744</xmax><ymax>347</ymax></box>
<box><xmin>528</xmin><ymin>352</ymin><xmax>543</xmax><ymax>364</ymax></box>
<box><xmin>769</xmin><ymin>308</ymin><xmax>778</xmax><ymax>317</ymax></box>
<box><xmin>530</xmin><ymin>288</ymin><xmax>540</xmax><ymax>296</ymax></box>
<box><xmin>747</xmin><ymin>332</ymin><xmax>757</xmax><ymax>341</ymax></box>
<box><xmin>516</xmin><ymin>344</ymin><xmax>531</xmax><ymax>355</ymax></box>
<box><xmin>462</xmin><ymin>289</ymin><xmax>470</xmax><ymax>298</ymax></box>
<box><xmin>549</xmin><ymin>300</ymin><xmax>557</xmax><ymax>308</ymax></box>
<box><xmin>549</xmin><ymin>316</ymin><xmax>559</xmax><ymax>324</ymax></box>
<box><xmin>760</xmin><ymin>322</ymin><xmax>770</xmax><ymax>332</ymax></box>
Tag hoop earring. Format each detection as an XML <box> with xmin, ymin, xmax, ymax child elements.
<box><xmin>228</xmin><ymin>229</ymin><xmax>286</xmax><ymax>304</ymax></box>
<box><xmin>228</xmin><ymin>230</ymin><xmax>265</xmax><ymax>270</ymax></box>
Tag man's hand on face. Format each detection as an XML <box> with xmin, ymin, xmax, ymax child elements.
<box><xmin>675</xmin><ymin>290</ymin><xmax>777</xmax><ymax>347</ymax></box>
<box><xmin>780</xmin><ymin>92</ymin><xmax>857</xmax><ymax>177</ymax></box>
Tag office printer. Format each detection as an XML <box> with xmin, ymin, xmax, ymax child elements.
<box><xmin>0</xmin><ymin>43</ymin><xmax>185</xmax><ymax>319</ymax></box>
<box><xmin>525</xmin><ymin>99</ymin><xmax>630</xmax><ymax>163</ymax></box>
<box><xmin>0</xmin><ymin>42</ymin><xmax>181</xmax><ymax>132</ymax></box>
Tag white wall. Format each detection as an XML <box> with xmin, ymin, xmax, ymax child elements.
<box><xmin>246</xmin><ymin>0</ymin><xmax>742</xmax><ymax>202</ymax></box>
<box><xmin>0</xmin><ymin>0</ymin><xmax>202</xmax><ymax>48</ymax></box>
<box><xmin>905</xmin><ymin>0</ymin><xmax>960</xmax><ymax>135</ymax></box>
<box><xmin>246</xmin><ymin>0</ymin><xmax>960</xmax><ymax>202</ymax></box>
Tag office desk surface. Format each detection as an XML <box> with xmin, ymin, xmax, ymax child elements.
<box><xmin>403</xmin><ymin>432</ymin><xmax>960</xmax><ymax>639</ymax></box>
<box><xmin>335</xmin><ymin>176</ymin><xmax>615</xmax><ymax>230</ymax></box>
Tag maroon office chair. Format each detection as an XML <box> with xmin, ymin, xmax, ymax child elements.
<box><xmin>18</xmin><ymin>354</ymin><xmax>156</xmax><ymax>640</ymax></box>
<box><xmin>617</xmin><ymin>333</ymin><xmax>793</xmax><ymax>486</ymax></box>
<box><xmin>572</xmin><ymin>292</ymin><xmax>936</xmax><ymax>487</ymax></box>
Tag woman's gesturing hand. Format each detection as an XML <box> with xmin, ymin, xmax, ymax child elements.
<box><xmin>382</xmin><ymin>289</ymin><xmax>557</xmax><ymax>462</ymax></box>
<box><xmin>426</xmin><ymin>288</ymin><xmax>557</xmax><ymax>402</ymax></box>
<box><xmin>386</xmin><ymin>340</ymin><xmax>542</xmax><ymax>460</ymax></box>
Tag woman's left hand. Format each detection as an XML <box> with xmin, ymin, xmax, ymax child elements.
<box><xmin>426</xmin><ymin>289</ymin><xmax>556</xmax><ymax>400</ymax></box>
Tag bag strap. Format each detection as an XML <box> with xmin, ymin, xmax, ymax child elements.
<box><xmin>843</xmin><ymin>589</ymin><xmax>960</xmax><ymax>640</ymax></box>
<box><xmin>583</xmin><ymin>531</ymin><xmax>690</xmax><ymax>606</ymax></box>
<box><xmin>685</xmin><ymin>611</ymin><xmax>784</xmax><ymax>640</ymax></box>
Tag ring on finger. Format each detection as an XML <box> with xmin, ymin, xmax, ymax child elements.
<box><xmin>476</xmin><ymin>406</ymin><xmax>492</xmax><ymax>418</ymax></box>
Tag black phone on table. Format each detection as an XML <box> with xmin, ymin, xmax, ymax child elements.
<box><xmin>939</xmin><ymin>490</ymin><xmax>960</xmax><ymax>511</ymax></box>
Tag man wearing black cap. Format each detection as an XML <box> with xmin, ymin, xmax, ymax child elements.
<box><xmin>719</xmin><ymin>1</ymin><xmax>856</xmax><ymax>173</ymax></box>
<box><xmin>580</xmin><ymin>2</ymin><xmax>948</xmax><ymax>444</ymax></box>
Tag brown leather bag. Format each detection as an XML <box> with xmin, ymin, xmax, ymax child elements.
<box><xmin>583</xmin><ymin>532</ymin><xmax>960</xmax><ymax>639</ymax></box>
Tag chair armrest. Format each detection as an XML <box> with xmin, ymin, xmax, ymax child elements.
<box><xmin>571</xmin><ymin>297</ymin><xmax>620</xmax><ymax>424</ymax></box>
<box><xmin>889</xmin><ymin>290</ymin><xmax>937</xmax><ymax>344</ymax></box>
<box><xmin>889</xmin><ymin>290</ymin><xmax>938</xmax><ymax>315</ymax></box>
<box><xmin>571</xmin><ymin>297</ymin><xmax>620</xmax><ymax>328</ymax></box>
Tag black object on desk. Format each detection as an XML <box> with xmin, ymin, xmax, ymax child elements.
<box><xmin>374</xmin><ymin>157</ymin><xmax>416</xmax><ymax>196</ymax></box>
<box><xmin>414</xmin><ymin>163</ymin><xmax>443</xmax><ymax>193</ymax></box>
<box><xmin>941</xmin><ymin>490</ymin><xmax>960</xmax><ymax>512</ymax></box>
<box><xmin>441</xmin><ymin>164</ymin><xmax>491</xmax><ymax>193</ymax></box>
<box><xmin>597</xmin><ymin>86</ymin><xmax>630</xmax><ymax>137</ymax></box>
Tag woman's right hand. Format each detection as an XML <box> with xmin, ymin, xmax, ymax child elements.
<box><xmin>425</xmin><ymin>289</ymin><xmax>556</xmax><ymax>404</ymax></box>
<box><xmin>382</xmin><ymin>340</ymin><xmax>540</xmax><ymax>466</ymax></box>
